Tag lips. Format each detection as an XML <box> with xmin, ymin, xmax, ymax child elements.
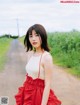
<box><xmin>32</xmin><ymin>42</ymin><xmax>37</xmax><ymax>45</ymax></box>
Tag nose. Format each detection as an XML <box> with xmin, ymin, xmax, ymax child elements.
<box><xmin>32</xmin><ymin>36</ymin><xmax>36</xmax><ymax>41</ymax></box>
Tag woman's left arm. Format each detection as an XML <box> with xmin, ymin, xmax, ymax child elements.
<box><xmin>41</xmin><ymin>54</ymin><xmax>53</xmax><ymax>105</ymax></box>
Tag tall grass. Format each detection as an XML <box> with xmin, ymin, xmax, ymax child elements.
<box><xmin>48</xmin><ymin>31</ymin><xmax>80</xmax><ymax>77</ymax></box>
<box><xmin>0</xmin><ymin>37</ymin><xmax>12</xmax><ymax>70</ymax></box>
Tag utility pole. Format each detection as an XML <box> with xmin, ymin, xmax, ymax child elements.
<box><xmin>16</xmin><ymin>18</ymin><xmax>19</xmax><ymax>37</ymax></box>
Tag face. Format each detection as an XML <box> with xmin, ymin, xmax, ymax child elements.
<box><xmin>29</xmin><ymin>30</ymin><xmax>42</xmax><ymax>49</ymax></box>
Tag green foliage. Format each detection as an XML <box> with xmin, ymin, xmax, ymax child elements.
<box><xmin>19</xmin><ymin>35</ymin><xmax>25</xmax><ymax>44</ymax></box>
<box><xmin>48</xmin><ymin>31</ymin><xmax>80</xmax><ymax>77</ymax></box>
<box><xmin>0</xmin><ymin>37</ymin><xmax>12</xmax><ymax>70</ymax></box>
<box><xmin>0</xmin><ymin>34</ymin><xmax>19</xmax><ymax>39</ymax></box>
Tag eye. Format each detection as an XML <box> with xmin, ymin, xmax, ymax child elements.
<box><xmin>29</xmin><ymin>35</ymin><xmax>32</xmax><ymax>37</ymax></box>
<box><xmin>36</xmin><ymin>34</ymin><xmax>39</xmax><ymax>36</ymax></box>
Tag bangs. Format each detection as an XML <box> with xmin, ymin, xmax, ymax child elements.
<box><xmin>28</xmin><ymin>27</ymin><xmax>33</xmax><ymax>35</ymax></box>
<box><xmin>28</xmin><ymin>26</ymin><xmax>39</xmax><ymax>35</ymax></box>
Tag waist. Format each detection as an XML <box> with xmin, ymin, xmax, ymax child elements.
<box><xmin>25</xmin><ymin>74</ymin><xmax>45</xmax><ymax>87</ymax></box>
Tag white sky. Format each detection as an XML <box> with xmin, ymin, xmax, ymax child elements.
<box><xmin>0</xmin><ymin>0</ymin><xmax>80</xmax><ymax>36</ymax></box>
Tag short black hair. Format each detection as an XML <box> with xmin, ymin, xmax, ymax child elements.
<box><xmin>24</xmin><ymin>24</ymin><xmax>50</xmax><ymax>52</ymax></box>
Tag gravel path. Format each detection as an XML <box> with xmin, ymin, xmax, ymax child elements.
<box><xmin>0</xmin><ymin>39</ymin><xmax>80</xmax><ymax>105</ymax></box>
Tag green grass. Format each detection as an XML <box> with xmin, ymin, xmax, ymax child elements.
<box><xmin>0</xmin><ymin>37</ymin><xmax>12</xmax><ymax>70</ymax></box>
<box><xmin>48</xmin><ymin>31</ymin><xmax>80</xmax><ymax>77</ymax></box>
<box><xmin>19</xmin><ymin>36</ymin><xmax>25</xmax><ymax>44</ymax></box>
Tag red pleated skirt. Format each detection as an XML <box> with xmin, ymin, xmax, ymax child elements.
<box><xmin>15</xmin><ymin>75</ymin><xmax>61</xmax><ymax>105</ymax></box>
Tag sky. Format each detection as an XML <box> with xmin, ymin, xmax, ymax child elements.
<box><xmin>0</xmin><ymin>0</ymin><xmax>80</xmax><ymax>36</ymax></box>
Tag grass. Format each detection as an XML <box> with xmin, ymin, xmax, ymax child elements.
<box><xmin>48</xmin><ymin>31</ymin><xmax>80</xmax><ymax>77</ymax></box>
<box><xmin>0</xmin><ymin>37</ymin><xmax>12</xmax><ymax>71</ymax></box>
<box><xmin>19</xmin><ymin>36</ymin><xmax>25</xmax><ymax>44</ymax></box>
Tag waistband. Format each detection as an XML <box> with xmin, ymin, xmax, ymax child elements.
<box><xmin>25</xmin><ymin>74</ymin><xmax>45</xmax><ymax>87</ymax></box>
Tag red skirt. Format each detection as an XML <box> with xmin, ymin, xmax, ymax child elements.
<box><xmin>15</xmin><ymin>75</ymin><xmax>61</xmax><ymax>105</ymax></box>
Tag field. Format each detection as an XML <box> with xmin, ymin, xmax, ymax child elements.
<box><xmin>48</xmin><ymin>31</ymin><xmax>80</xmax><ymax>77</ymax></box>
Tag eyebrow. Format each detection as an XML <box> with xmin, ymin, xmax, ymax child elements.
<box><xmin>29</xmin><ymin>32</ymin><xmax>38</xmax><ymax>35</ymax></box>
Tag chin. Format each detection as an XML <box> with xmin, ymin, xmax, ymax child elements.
<box><xmin>33</xmin><ymin>46</ymin><xmax>40</xmax><ymax>49</ymax></box>
<box><xmin>33</xmin><ymin>45</ymin><xmax>39</xmax><ymax>48</ymax></box>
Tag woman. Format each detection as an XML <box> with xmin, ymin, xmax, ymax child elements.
<box><xmin>15</xmin><ymin>24</ymin><xmax>61</xmax><ymax>105</ymax></box>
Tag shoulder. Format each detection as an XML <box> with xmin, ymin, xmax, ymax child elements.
<box><xmin>43</xmin><ymin>51</ymin><xmax>53</xmax><ymax>62</ymax></box>
<box><xmin>42</xmin><ymin>51</ymin><xmax>53</xmax><ymax>71</ymax></box>
<box><xmin>27</xmin><ymin>50</ymin><xmax>33</xmax><ymax>55</ymax></box>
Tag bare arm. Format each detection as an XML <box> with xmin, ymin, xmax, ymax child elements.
<box><xmin>41</xmin><ymin>53</ymin><xmax>53</xmax><ymax>105</ymax></box>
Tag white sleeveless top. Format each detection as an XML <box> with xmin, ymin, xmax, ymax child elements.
<box><xmin>25</xmin><ymin>54</ymin><xmax>45</xmax><ymax>79</ymax></box>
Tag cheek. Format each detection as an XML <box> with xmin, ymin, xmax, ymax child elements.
<box><xmin>29</xmin><ymin>38</ymin><xmax>32</xmax><ymax>44</ymax></box>
<box><xmin>39</xmin><ymin>37</ymin><xmax>42</xmax><ymax>44</ymax></box>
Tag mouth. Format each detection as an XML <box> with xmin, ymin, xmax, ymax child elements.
<box><xmin>32</xmin><ymin>42</ymin><xmax>37</xmax><ymax>45</ymax></box>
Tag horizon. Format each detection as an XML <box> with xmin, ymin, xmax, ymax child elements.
<box><xmin>0</xmin><ymin>29</ymin><xmax>80</xmax><ymax>38</ymax></box>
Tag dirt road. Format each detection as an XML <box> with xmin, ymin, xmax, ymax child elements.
<box><xmin>0</xmin><ymin>39</ymin><xmax>80</xmax><ymax>105</ymax></box>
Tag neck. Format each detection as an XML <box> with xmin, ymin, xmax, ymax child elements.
<box><xmin>34</xmin><ymin>47</ymin><xmax>44</xmax><ymax>53</ymax></box>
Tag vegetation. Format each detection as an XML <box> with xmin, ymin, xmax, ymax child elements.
<box><xmin>0</xmin><ymin>36</ymin><xmax>12</xmax><ymax>70</ymax></box>
<box><xmin>48</xmin><ymin>31</ymin><xmax>80</xmax><ymax>77</ymax></box>
<box><xmin>19</xmin><ymin>35</ymin><xmax>25</xmax><ymax>44</ymax></box>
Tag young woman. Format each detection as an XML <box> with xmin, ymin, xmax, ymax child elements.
<box><xmin>15</xmin><ymin>24</ymin><xmax>61</xmax><ymax>105</ymax></box>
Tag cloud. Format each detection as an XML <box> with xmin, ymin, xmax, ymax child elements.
<box><xmin>0</xmin><ymin>1</ymin><xmax>80</xmax><ymax>36</ymax></box>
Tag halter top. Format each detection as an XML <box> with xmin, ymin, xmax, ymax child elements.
<box><xmin>25</xmin><ymin>54</ymin><xmax>45</xmax><ymax>79</ymax></box>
